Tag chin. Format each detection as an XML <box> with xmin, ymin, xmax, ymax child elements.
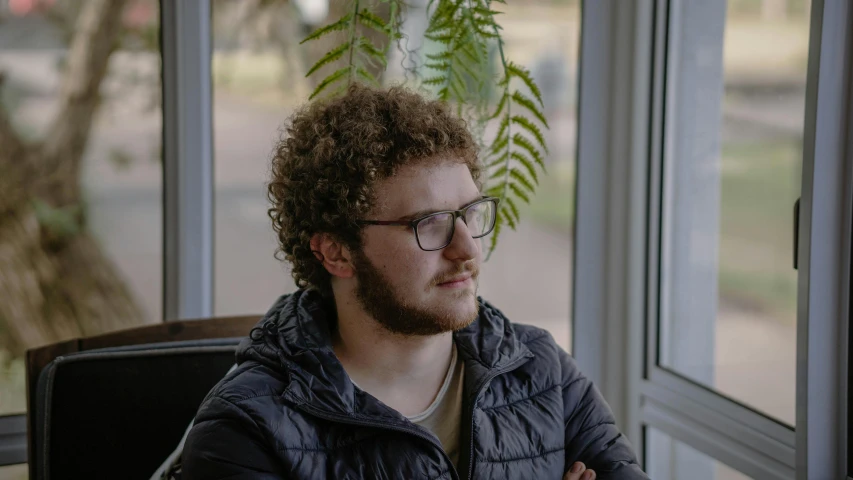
<box><xmin>443</xmin><ymin>294</ymin><xmax>479</xmax><ymax>328</ymax></box>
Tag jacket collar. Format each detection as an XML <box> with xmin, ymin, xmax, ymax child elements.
<box><xmin>237</xmin><ymin>289</ymin><xmax>532</xmax><ymax>420</ymax></box>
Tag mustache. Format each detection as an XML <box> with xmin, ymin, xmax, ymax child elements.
<box><xmin>431</xmin><ymin>261</ymin><xmax>479</xmax><ymax>286</ymax></box>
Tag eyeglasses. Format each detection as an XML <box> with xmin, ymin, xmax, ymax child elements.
<box><xmin>358</xmin><ymin>197</ymin><xmax>500</xmax><ymax>251</ymax></box>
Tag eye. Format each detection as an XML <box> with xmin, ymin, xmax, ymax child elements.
<box><xmin>419</xmin><ymin>214</ymin><xmax>444</xmax><ymax>227</ymax></box>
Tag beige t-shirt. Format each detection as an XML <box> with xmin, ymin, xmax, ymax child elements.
<box><xmin>406</xmin><ymin>343</ymin><xmax>466</xmax><ymax>468</ymax></box>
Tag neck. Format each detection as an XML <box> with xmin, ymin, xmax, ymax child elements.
<box><xmin>330</xmin><ymin>291</ymin><xmax>454</xmax><ymax>416</ymax></box>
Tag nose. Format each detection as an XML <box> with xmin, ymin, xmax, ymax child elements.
<box><xmin>443</xmin><ymin>216</ymin><xmax>480</xmax><ymax>261</ymax></box>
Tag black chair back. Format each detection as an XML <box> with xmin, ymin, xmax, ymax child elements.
<box><xmin>32</xmin><ymin>339</ymin><xmax>240</xmax><ymax>480</ymax></box>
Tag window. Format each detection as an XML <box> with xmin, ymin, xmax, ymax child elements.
<box><xmin>646</xmin><ymin>427</ymin><xmax>753</xmax><ymax>480</ymax></box>
<box><xmin>656</xmin><ymin>0</ymin><xmax>809</xmax><ymax>426</ymax></box>
<box><xmin>476</xmin><ymin>0</ymin><xmax>579</xmax><ymax>352</ymax></box>
<box><xmin>211</xmin><ymin>0</ymin><xmax>580</xmax><ymax>352</ymax></box>
<box><xmin>211</xmin><ymin>0</ymin><xmax>297</xmax><ymax>316</ymax></box>
<box><xmin>0</xmin><ymin>0</ymin><xmax>162</xmax><ymax>419</ymax></box>
<box><xmin>573</xmin><ymin>0</ymin><xmax>853</xmax><ymax>476</ymax></box>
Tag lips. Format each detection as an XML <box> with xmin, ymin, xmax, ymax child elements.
<box><xmin>439</xmin><ymin>275</ymin><xmax>471</xmax><ymax>285</ymax></box>
<box><xmin>434</xmin><ymin>263</ymin><xmax>479</xmax><ymax>288</ymax></box>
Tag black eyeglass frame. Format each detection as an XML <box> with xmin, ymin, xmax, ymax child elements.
<box><xmin>357</xmin><ymin>196</ymin><xmax>501</xmax><ymax>251</ymax></box>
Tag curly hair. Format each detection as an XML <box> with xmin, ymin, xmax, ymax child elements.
<box><xmin>267</xmin><ymin>83</ymin><xmax>482</xmax><ymax>296</ymax></box>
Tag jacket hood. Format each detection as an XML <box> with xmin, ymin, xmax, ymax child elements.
<box><xmin>236</xmin><ymin>289</ymin><xmax>532</xmax><ymax>419</ymax></box>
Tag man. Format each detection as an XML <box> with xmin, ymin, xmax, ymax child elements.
<box><xmin>182</xmin><ymin>84</ymin><xmax>648</xmax><ymax>479</ymax></box>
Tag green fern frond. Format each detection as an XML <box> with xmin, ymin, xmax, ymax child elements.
<box><xmin>509</xmin><ymin>168</ymin><xmax>535</xmax><ymax>193</ymax></box>
<box><xmin>456</xmin><ymin>57</ymin><xmax>481</xmax><ymax>82</ymax></box>
<box><xmin>300</xmin><ymin>14</ymin><xmax>353</xmax><ymax>44</ymax></box>
<box><xmin>309</xmin><ymin>66</ymin><xmax>350</xmax><ymax>100</ymax></box>
<box><xmin>512</xmin><ymin>134</ymin><xmax>545</xmax><ymax>169</ymax></box>
<box><xmin>505</xmin><ymin>196</ymin><xmax>520</xmax><ymax>223</ymax></box>
<box><xmin>356</xmin><ymin>66</ymin><xmax>380</xmax><ymax>86</ymax></box>
<box><xmin>357</xmin><ymin>10</ymin><xmax>389</xmax><ymax>34</ymax></box>
<box><xmin>489</xmin><ymin>165</ymin><xmax>508</xmax><ymax>180</ymax></box>
<box><xmin>511</xmin><ymin>116</ymin><xmax>548</xmax><ymax>152</ymax></box>
<box><xmin>422</xmin><ymin>76</ymin><xmax>446</xmax><ymax>86</ymax></box>
<box><xmin>425</xmin><ymin>22</ymin><xmax>454</xmax><ymax>38</ymax></box>
<box><xmin>490</xmin><ymin>93</ymin><xmax>508</xmax><ymax>120</ymax></box>
<box><xmin>424</xmin><ymin>61</ymin><xmax>451</xmax><ymax>72</ymax></box>
<box><xmin>306</xmin><ymin>42</ymin><xmax>351</xmax><ymax>78</ymax></box>
<box><xmin>301</xmin><ymin>0</ymin><xmax>404</xmax><ymax>102</ymax></box>
<box><xmin>424</xmin><ymin>32</ymin><xmax>456</xmax><ymax>43</ymax></box>
<box><xmin>450</xmin><ymin>77</ymin><xmax>466</xmax><ymax>101</ymax></box>
<box><xmin>494</xmin><ymin>115</ymin><xmax>510</xmax><ymax>143</ymax></box>
<box><xmin>508</xmin><ymin>183</ymin><xmax>531</xmax><ymax>204</ymax></box>
<box><xmin>501</xmin><ymin>206</ymin><xmax>517</xmax><ymax>229</ymax></box>
<box><xmin>488</xmin><ymin>218</ymin><xmax>502</xmax><ymax>253</ymax></box>
<box><xmin>487</xmin><ymin>152</ymin><xmax>509</xmax><ymax>168</ymax></box>
<box><xmin>489</xmin><ymin>135</ymin><xmax>509</xmax><ymax>156</ymax></box>
<box><xmin>427</xmin><ymin>2</ymin><xmax>460</xmax><ymax>31</ymax></box>
<box><xmin>426</xmin><ymin>19</ymin><xmax>455</xmax><ymax>36</ymax></box>
<box><xmin>472</xmin><ymin>6</ymin><xmax>502</xmax><ymax>17</ymax></box>
<box><xmin>511</xmin><ymin>91</ymin><xmax>549</xmax><ymax>127</ymax></box>
<box><xmin>459</xmin><ymin>42</ymin><xmax>483</xmax><ymax>65</ymax></box>
<box><xmin>425</xmin><ymin>51</ymin><xmax>454</xmax><ymax>61</ymax></box>
<box><xmin>485</xmin><ymin>185</ymin><xmax>503</xmax><ymax>198</ymax></box>
<box><xmin>507</xmin><ymin>62</ymin><xmax>544</xmax><ymax>107</ymax></box>
<box><xmin>475</xmin><ymin>27</ymin><xmax>499</xmax><ymax>39</ymax></box>
<box><xmin>510</xmin><ymin>151</ymin><xmax>539</xmax><ymax>184</ymax></box>
<box><xmin>357</xmin><ymin>37</ymin><xmax>387</xmax><ymax>67</ymax></box>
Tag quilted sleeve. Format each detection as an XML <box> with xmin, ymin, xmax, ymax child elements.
<box><xmin>183</xmin><ymin>395</ymin><xmax>286</xmax><ymax>479</ymax></box>
<box><xmin>560</xmin><ymin>351</ymin><xmax>650</xmax><ymax>479</ymax></box>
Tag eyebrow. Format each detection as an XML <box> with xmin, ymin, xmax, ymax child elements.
<box><xmin>398</xmin><ymin>195</ymin><xmax>484</xmax><ymax>222</ymax></box>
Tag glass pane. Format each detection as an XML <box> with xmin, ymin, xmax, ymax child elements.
<box><xmin>212</xmin><ymin>1</ymin><xmax>579</xmax><ymax>352</ymax></box>
<box><xmin>645</xmin><ymin>427</ymin><xmax>752</xmax><ymax>480</ymax></box>
<box><xmin>212</xmin><ymin>0</ymin><xmax>300</xmax><ymax>315</ymax></box>
<box><xmin>476</xmin><ymin>0</ymin><xmax>578</xmax><ymax>353</ymax></box>
<box><xmin>0</xmin><ymin>463</ymin><xmax>28</xmax><ymax>480</ymax></box>
<box><xmin>657</xmin><ymin>0</ymin><xmax>809</xmax><ymax>424</ymax></box>
<box><xmin>0</xmin><ymin>1</ymin><xmax>162</xmax><ymax>415</ymax></box>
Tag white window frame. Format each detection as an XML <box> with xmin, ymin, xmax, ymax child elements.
<box><xmin>574</xmin><ymin>0</ymin><xmax>852</xmax><ymax>478</ymax></box>
<box><xmin>796</xmin><ymin>0</ymin><xmax>852</xmax><ymax>477</ymax></box>
<box><xmin>161</xmin><ymin>0</ymin><xmax>215</xmax><ymax>321</ymax></box>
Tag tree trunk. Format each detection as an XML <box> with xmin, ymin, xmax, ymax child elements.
<box><xmin>0</xmin><ymin>0</ymin><xmax>148</xmax><ymax>355</ymax></box>
<box><xmin>0</xmin><ymin>207</ymin><xmax>146</xmax><ymax>354</ymax></box>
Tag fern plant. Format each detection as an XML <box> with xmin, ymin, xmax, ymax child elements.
<box><xmin>301</xmin><ymin>0</ymin><xmax>549</xmax><ymax>257</ymax></box>
<box><xmin>300</xmin><ymin>1</ymin><xmax>402</xmax><ymax>99</ymax></box>
<box><xmin>482</xmin><ymin>59</ymin><xmax>549</xmax><ymax>256</ymax></box>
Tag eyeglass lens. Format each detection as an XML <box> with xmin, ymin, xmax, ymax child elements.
<box><xmin>415</xmin><ymin>200</ymin><xmax>496</xmax><ymax>250</ymax></box>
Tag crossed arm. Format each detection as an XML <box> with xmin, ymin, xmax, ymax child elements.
<box><xmin>559</xmin><ymin>350</ymin><xmax>650</xmax><ymax>480</ymax></box>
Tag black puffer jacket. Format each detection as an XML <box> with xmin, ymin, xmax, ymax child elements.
<box><xmin>183</xmin><ymin>290</ymin><xmax>648</xmax><ymax>479</ymax></box>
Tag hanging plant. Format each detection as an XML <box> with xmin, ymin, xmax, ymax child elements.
<box><xmin>301</xmin><ymin>0</ymin><xmax>549</xmax><ymax>257</ymax></box>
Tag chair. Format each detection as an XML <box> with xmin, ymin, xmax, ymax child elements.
<box><xmin>25</xmin><ymin>315</ymin><xmax>261</xmax><ymax>480</ymax></box>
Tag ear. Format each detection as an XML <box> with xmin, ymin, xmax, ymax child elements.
<box><xmin>310</xmin><ymin>233</ymin><xmax>355</xmax><ymax>279</ymax></box>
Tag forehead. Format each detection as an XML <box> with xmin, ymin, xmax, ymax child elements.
<box><xmin>370</xmin><ymin>161</ymin><xmax>480</xmax><ymax>217</ymax></box>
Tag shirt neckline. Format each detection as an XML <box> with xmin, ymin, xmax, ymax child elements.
<box><xmin>406</xmin><ymin>343</ymin><xmax>458</xmax><ymax>422</ymax></box>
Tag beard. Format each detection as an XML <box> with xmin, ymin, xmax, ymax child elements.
<box><xmin>351</xmin><ymin>250</ymin><xmax>479</xmax><ymax>336</ymax></box>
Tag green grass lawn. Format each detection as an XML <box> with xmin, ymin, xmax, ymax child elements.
<box><xmin>717</xmin><ymin>140</ymin><xmax>801</xmax><ymax>322</ymax></box>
